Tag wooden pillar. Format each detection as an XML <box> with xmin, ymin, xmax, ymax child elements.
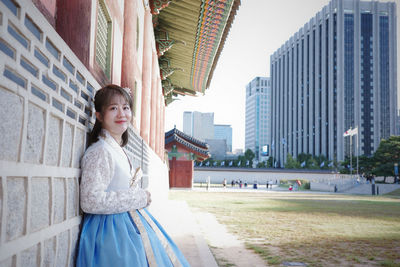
<box><xmin>121</xmin><ymin>0</ymin><xmax>138</xmax><ymax>127</ymax></box>
<box><xmin>155</xmin><ymin>81</ymin><xmax>161</xmax><ymax>156</ymax></box>
<box><xmin>140</xmin><ymin>11</ymin><xmax>153</xmax><ymax>143</ymax></box>
<box><xmin>150</xmin><ymin>51</ymin><xmax>158</xmax><ymax>149</ymax></box>
<box><xmin>161</xmin><ymin>99</ymin><xmax>166</xmax><ymax>161</ymax></box>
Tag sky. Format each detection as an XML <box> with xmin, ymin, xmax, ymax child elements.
<box><xmin>165</xmin><ymin>0</ymin><xmax>400</xmax><ymax>151</ymax></box>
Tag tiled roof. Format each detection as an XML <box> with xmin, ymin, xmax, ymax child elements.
<box><xmin>165</xmin><ymin>127</ymin><xmax>210</xmax><ymax>157</ymax></box>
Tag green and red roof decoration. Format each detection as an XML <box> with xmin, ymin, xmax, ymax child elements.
<box><xmin>151</xmin><ymin>0</ymin><xmax>240</xmax><ymax>105</ymax></box>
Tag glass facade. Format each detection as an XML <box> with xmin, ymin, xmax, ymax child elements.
<box><xmin>344</xmin><ymin>13</ymin><xmax>354</xmax><ymax>157</ymax></box>
<box><xmin>245</xmin><ymin>77</ymin><xmax>271</xmax><ymax>160</ymax></box>
<box><xmin>361</xmin><ymin>13</ymin><xmax>373</xmax><ymax>156</ymax></box>
<box><xmin>379</xmin><ymin>15</ymin><xmax>390</xmax><ymax>140</ymax></box>
<box><xmin>270</xmin><ymin>0</ymin><xmax>396</xmax><ymax>164</ymax></box>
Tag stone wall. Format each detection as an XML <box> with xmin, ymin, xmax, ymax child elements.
<box><xmin>0</xmin><ymin>0</ymin><xmax>169</xmax><ymax>266</ymax></box>
<box><xmin>194</xmin><ymin>168</ymin><xmax>344</xmax><ymax>185</ymax></box>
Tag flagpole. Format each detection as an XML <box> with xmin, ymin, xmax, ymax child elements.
<box><xmin>350</xmin><ymin>126</ymin><xmax>352</xmax><ymax>179</ymax></box>
<box><xmin>356</xmin><ymin>126</ymin><xmax>359</xmax><ymax>178</ymax></box>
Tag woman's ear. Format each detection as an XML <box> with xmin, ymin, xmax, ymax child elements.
<box><xmin>95</xmin><ymin>112</ymin><xmax>103</xmax><ymax>122</ymax></box>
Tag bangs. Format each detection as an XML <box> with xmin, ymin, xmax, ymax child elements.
<box><xmin>95</xmin><ymin>85</ymin><xmax>133</xmax><ymax>112</ymax></box>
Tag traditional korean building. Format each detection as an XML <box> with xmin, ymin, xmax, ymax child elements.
<box><xmin>165</xmin><ymin>127</ymin><xmax>210</xmax><ymax>188</ymax></box>
<box><xmin>0</xmin><ymin>0</ymin><xmax>240</xmax><ymax>265</ymax></box>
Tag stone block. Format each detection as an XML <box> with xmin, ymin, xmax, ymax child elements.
<box><xmin>0</xmin><ymin>256</ymin><xmax>14</xmax><ymax>267</ymax></box>
<box><xmin>45</xmin><ymin>115</ymin><xmax>61</xmax><ymax>166</ymax></box>
<box><xmin>57</xmin><ymin>230</ymin><xmax>69</xmax><ymax>267</ymax></box>
<box><xmin>69</xmin><ymin>225</ymin><xmax>80</xmax><ymax>267</ymax></box>
<box><xmin>61</xmin><ymin>123</ymin><xmax>73</xmax><ymax>167</ymax></box>
<box><xmin>67</xmin><ymin>178</ymin><xmax>77</xmax><ymax>218</ymax></box>
<box><xmin>0</xmin><ymin>177</ymin><xmax>2</xmax><ymax>237</ymax></box>
<box><xmin>24</xmin><ymin>103</ymin><xmax>45</xmax><ymax>164</ymax></box>
<box><xmin>20</xmin><ymin>243</ymin><xmax>39</xmax><ymax>266</ymax></box>
<box><xmin>0</xmin><ymin>87</ymin><xmax>23</xmax><ymax>161</ymax></box>
<box><xmin>53</xmin><ymin>178</ymin><xmax>65</xmax><ymax>224</ymax></box>
<box><xmin>72</xmin><ymin>128</ymin><xmax>85</xmax><ymax>168</ymax></box>
<box><xmin>6</xmin><ymin>177</ymin><xmax>26</xmax><ymax>241</ymax></box>
<box><xmin>30</xmin><ymin>177</ymin><xmax>50</xmax><ymax>232</ymax></box>
<box><xmin>43</xmin><ymin>237</ymin><xmax>56</xmax><ymax>267</ymax></box>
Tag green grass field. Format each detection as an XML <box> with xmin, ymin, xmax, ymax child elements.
<box><xmin>169</xmin><ymin>190</ymin><xmax>400</xmax><ymax>267</ymax></box>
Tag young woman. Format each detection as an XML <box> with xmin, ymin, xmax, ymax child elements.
<box><xmin>76</xmin><ymin>84</ymin><xmax>189</xmax><ymax>267</ymax></box>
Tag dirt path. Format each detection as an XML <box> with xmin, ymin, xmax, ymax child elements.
<box><xmin>191</xmin><ymin>208</ymin><xmax>268</xmax><ymax>267</ymax></box>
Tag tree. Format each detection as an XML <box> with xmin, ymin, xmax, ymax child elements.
<box><xmin>285</xmin><ymin>153</ymin><xmax>300</xmax><ymax>169</ymax></box>
<box><xmin>267</xmin><ymin>156</ymin><xmax>275</xmax><ymax>168</ymax></box>
<box><xmin>358</xmin><ymin>155</ymin><xmax>375</xmax><ymax>176</ymax></box>
<box><xmin>244</xmin><ymin>149</ymin><xmax>255</xmax><ymax>167</ymax></box>
<box><xmin>297</xmin><ymin>153</ymin><xmax>313</xmax><ymax>168</ymax></box>
<box><xmin>244</xmin><ymin>149</ymin><xmax>255</xmax><ymax>161</ymax></box>
<box><xmin>373</xmin><ymin>136</ymin><xmax>400</xmax><ymax>181</ymax></box>
<box><xmin>256</xmin><ymin>161</ymin><xmax>267</xmax><ymax>168</ymax></box>
<box><xmin>315</xmin><ymin>155</ymin><xmax>329</xmax><ymax>169</ymax></box>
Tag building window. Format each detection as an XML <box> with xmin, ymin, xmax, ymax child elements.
<box><xmin>96</xmin><ymin>0</ymin><xmax>112</xmax><ymax>78</ymax></box>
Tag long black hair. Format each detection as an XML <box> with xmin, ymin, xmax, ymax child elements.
<box><xmin>88</xmin><ymin>84</ymin><xmax>133</xmax><ymax>147</ymax></box>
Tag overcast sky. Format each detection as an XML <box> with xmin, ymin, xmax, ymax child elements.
<box><xmin>165</xmin><ymin>0</ymin><xmax>400</xmax><ymax>150</ymax></box>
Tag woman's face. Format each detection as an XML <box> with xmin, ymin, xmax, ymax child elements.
<box><xmin>96</xmin><ymin>94</ymin><xmax>131</xmax><ymax>144</ymax></box>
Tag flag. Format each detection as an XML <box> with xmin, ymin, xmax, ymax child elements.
<box><xmin>221</xmin><ymin>161</ymin><xmax>225</xmax><ymax>166</ymax></box>
<box><xmin>274</xmin><ymin>161</ymin><xmax>277</xmax><ymax>168</ymax></box>
<box><xmin>205</xmin><ymin>161</ymin><xmax>210</xmax><ymax>166</ymax></box>
<box><xmin>246</xmin><ymin>160</ymin><xmax>249</xmax><ymax>166</ymax></box>
<box><xmin>343</xmin><ymin>127</ymin><xmax>358</xmax><ymax>137</ymax></box>
<box><xmin>301</xmin><ymin>161</ymin><xmax>306</xmax><ymax>167</ymax></box>
<box><xmin>328</xmin><ymin>161</ymin><xmax>334</xmax><ymax>167</ymax></box>
<box><xmin>229</xmin><ymin>161</ymin><xmax>233</xmax><ymax>166</ymax></box>
<box><xmin>320</xmin><ymin>161</ymin><xmax>325</xmax><ymax>168</ymax></box>
<box><xmin>199</xmin><ymin>162</ymin><xmax>203</xmax><ymax>167</ymax></box>
<box><xmin>238</xmin><ymin>161</ymin><xmax>241</xmax><ymax>166</ymax></box>
<box><xmin>213</xmin><ymin>161</ymin><xmax>217</xmax><ymax>166</ymax></box>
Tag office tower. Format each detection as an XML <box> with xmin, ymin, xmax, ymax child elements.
<box><xmin>270</xmin><ymin>0</ymin><xmax>397</xmax><ymax>166</ymax></box>
<box><xmin>245</xmin><ymin>77</ymin><xmax>272</xmax><ymax>160</ymax></box>
<box><xmin>214</xmin><ymin>124</ymin><xmax>233</xmax><ymax>152</ymax></box>
<box><xmin>183</xmin><ymin>111</ymin><xmax>214</xmax><ymax>141</ymax></box>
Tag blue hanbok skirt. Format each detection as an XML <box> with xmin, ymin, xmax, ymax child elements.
<box><xmin>76</xmin><ymin>209</ymin><xmax>190</xmax><ymax>267</ymax></box>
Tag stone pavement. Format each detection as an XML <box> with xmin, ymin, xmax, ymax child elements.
<box><xmin>150</xmin><ymin>200</ymin><xmax>219</xmax><ymax>267</ymax></box>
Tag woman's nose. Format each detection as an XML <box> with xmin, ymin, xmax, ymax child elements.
<box><xmin>117</xmin><ymin>106</ymin><xmax>124</xmax><ymax>116</ymax></box>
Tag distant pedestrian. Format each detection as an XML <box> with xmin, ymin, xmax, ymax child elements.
<box><xmin>222</xmin><ymin>178</ymin><xmax>227</xmax><ymax>188</ymax></box>
<box><xmin>231</xmin><ymin>180</ymin><xmax>235</xmax><ymax>187</ymax></box>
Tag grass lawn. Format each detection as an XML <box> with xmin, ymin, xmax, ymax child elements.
<box><xmin>169</xmin><ymin>190</ymin><xmax>400</xmax><ymax>267</ymax></box>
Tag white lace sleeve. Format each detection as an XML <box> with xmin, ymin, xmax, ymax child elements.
<box><xmin>80</xmin><ymin>143</ymin><xmax>148</xmax><ymax>214</ymax></box>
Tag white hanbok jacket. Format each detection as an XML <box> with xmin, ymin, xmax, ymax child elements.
<box><xmin>80</xmin><ymin>129</ymin><xmax>148</xmax><ymax>214</ymax></box>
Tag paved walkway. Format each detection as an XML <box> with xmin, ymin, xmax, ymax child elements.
<box><xmin>150</xmin><ymin>200</ymin><xmax>219</xmax><ymax>267</ymax></box>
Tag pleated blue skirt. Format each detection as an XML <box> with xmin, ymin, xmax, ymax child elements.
<box><xmin>76</xmin><ymin>209</ymin><xmax>190</xmax><ymax>267</ymax></box>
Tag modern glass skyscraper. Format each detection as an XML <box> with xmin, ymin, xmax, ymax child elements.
<box><xmin>270</xmin><ymin>0</ymin><xmax>397</xmax><ymax>166</ymax></box>
<box><xmin>183</xmin><ymin>111</ymin><xmax>214</xmax><ymax>141</ymax></box>
<box><xmin>214</xmin><ymin>124</ymin><xmax>233</xmax><ymax>152</ymax></box>
<box><xmin>245</xmin><ymin>77</ymin><xmax>272</xmax><ymax>160</ymax></box>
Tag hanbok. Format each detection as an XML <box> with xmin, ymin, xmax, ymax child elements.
<box><xmin>76</xmin><ymin>130</ymin><xmax>190</xmax><ymax>267</ymax></box>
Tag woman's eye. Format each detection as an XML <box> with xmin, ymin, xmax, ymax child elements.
<box><xmin>110</xmin><ymin>106</ymin><xmax>117</xmax><ymax>110</ymax></box>
<box><xmin>123</xmin><ymin>106</ymin><xmax>130</xmax><ymax>110</ymax></box>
